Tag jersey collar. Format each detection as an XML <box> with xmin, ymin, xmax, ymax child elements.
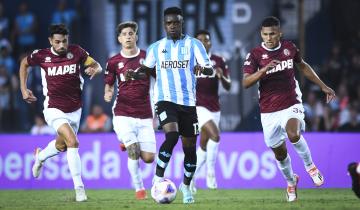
<box><xmin>50</xmin><ymin>47</ymin><xmax>59</xmax><ymax>56</ymax></box>
<box><xmin>261</xmin><ymin>41</ymin><xmax>282</xmax><ymax>51</ymax></box>
<box><xmin>120</xmin><ymin>48</ymin><xmax>140</xmax><ymax>58</ymax></box>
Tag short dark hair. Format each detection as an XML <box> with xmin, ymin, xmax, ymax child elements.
<box><xmin>116</xmin><ymin>21</ymin><xmax>138</xmax><ymax>36</ymax></box>
<box><xmin>261</xmin><ymin>16</ymin><xmax>280</xmax><ymax>27</ymax></box>
<box><xmin>195</xmin><ymin>29</ymin><xmax>211</xmax><ymax>39</ymax></box>
<box><xmin>164</xmin><ymin>6</ymin><xmax>183</xmax><ymax>17</ymax></box>
<box><xmin>48</xmin><ymin>24</ymin><xmax>69</xmax><ymax>37</ymax></box>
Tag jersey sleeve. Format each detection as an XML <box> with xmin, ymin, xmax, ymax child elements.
<box><xmin>193</xmin><ymin>39</ymin><xmax>212</xmax><ymax>68</ymax></box>
<box><xmin>242</xmin><ymin>50</ymin><xmax>259</xmax><ymax>75</ymax></box>
<box><xmin>219</xmin><ymin>56</ymin><xmax>230</xmax><ymax>78</ymax></box>
<box><xmin>143</xmin><ymin>43</ymin><xmax>157</xmax><ymax>69</ymax></box>
<box><xmin>76</xmin><ymin>45</ymin><xmax>90</xmax><ymax>65</ymax></box>
<box><xmin>104</xmin><ymin>59</ymin><xmax>116</xmax><ymax>86</ymax></box>
<box><xmin>27</xmin><ymin>49</ymin><xmax>42</xmax><ymax>66</ymax></box>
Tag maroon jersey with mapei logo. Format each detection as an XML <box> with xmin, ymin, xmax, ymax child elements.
<box><xmin>243</xmin><ymin>40</ymin><xmax>303</xmax><ymax>113</ymax></box>
<box><xmin>27</xmin><ymin>44</ymin><xmax>89</xmax><ymax>113</ymax></box>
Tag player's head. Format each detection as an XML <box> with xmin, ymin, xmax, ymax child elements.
<box><xmin>48</xmin><ymin>24</ymin><xmax>69</xmax><ymax>55</ymax></box>
<box><xmin>195</xmin><ymin>29</ymin><xmax>211</xmax><ymax>53</ymax></box>
<box><xmin>163</xmin><ymin>7</ymin><xmax>183</xmax><ymax>40</ymax></box>
<box><xmin>116</xmin><ymin>21</ymin><xmax>138</xmax><ymax>49</ymax></box>
<box><xmin>260</xmin><ymin>16</ymin><xmax>282</xmax><ymax>49</ymax></box>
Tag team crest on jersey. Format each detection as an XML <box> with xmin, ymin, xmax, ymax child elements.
<box><xmin>262</xmin><ymin>54</ymin><xmax>268</xmax><ymax>59</ymax></box>
<box><xmin>180</xmin><ymin>47</ymin><xmax>189</xmax><ymax>55</ymax></box>
<box><xmin>118</xmin><ymin>62</ymin><xmax>124</xmax><ymax>69</ymax></box>
<box><xmin>66</xmin><ymin>52</ymin><xmax>74</xmax><ymax>59</ymax></box>
<box><xmin>283</xmin><ymin>49</ymin><xmax>290</xmax><ymax>56</ymax></box>
<box><xmin>45</xmin><ymin>57</ymin><xmax>51</xmax><ymax>63</ymax></box>
<box><xmin>139</xmin><ymin>58</ymin><xmax>144</xmax><ymax>65</ymax></box>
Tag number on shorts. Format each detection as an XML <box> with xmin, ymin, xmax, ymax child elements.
<box><xmin>193</xmin><ymin>123</ymin><xmax>199</xmax><ymax>135</ymax></box>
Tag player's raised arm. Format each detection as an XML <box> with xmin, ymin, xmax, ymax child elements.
<box><xmin>296</xmin><ymin>60</ymin><xmax>335</xmax><ymax>103</ymax></box>
<box><xmin>84</xmin><ymin>56</ymin><xmax>102</xmax><ymax>80</ymax></box>
<box><xmin>242</xmin><ymin>60</ymin><xmax>280</xmax><ymax>88</ymax></box>
<box><xmin>19</xmin><ymin>56</ymin><xmax>37</xmax><ymax>103</ymax></box>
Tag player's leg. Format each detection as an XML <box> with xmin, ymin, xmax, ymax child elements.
<box><xmin>189</xmin><ymin>129</ymin><xmax>207</xmax><ymax>194</ymax></box>
<box><xmin>178</xmin><ymin>105</ymin><xmax>198</xmax><ymax>204</ymax></box>
<box><xmin>203</xmin><ymin>120</ymin><xmax>220</xmax><ymax>189</ymax></box>
<box><xmin>262</xmin><ymin>111</ymin><xmax>298</xmax><ymax>202</ymax></box>
<box><xmin>153</xmin><ymin>102</ymin><xmax>180</xmax><ymax>183</ymax></box>
<box><xmin>271</xmin><ymin>142</ymin><xmax>299</xmax><ymax>202</ymax></box>
<box><xmin>348</xmin><ymin>162</ymin><xmax>360</xmax><ymax>198</ymax></box>
<box><xmin>285</xmin><ymin>104</ymin><xmax>323</xmax><ymax>187</ymax></box>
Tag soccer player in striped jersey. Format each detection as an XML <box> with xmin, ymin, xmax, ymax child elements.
<box><xmin>190</xmin><ymin>30</ymin><xmax>231</xmax><ymax>193</ymax></box>
<box><xmin>126</xmin><ymin>7</ymin><xmax>213</xmax><ymax>204</ymax></box>
<box><xmin>242</xmin><ymin>16</ymin><xmax>335</xmax><ymax>202</ymax></box>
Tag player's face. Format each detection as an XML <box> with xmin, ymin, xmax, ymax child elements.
<box><xmin>118</xmin><ymin>27</ymin><xmax>137</xmax><ymax>49</ymax></box>
<box><xmin>49</xmin><ymin>34</ymin><xmax>69</xmax><ymax>55</ymax></box>
<box><xmin>261</xmin><ymin>26</ymin><xmax>282</xmax><ymax>49</ymax></box>
<box><xmin>164</xmin><ymin>14</ymin><xmax>183</xmax><ymax>40</ymax></box>
<box><xmin>196</xmin><ymin>34</ymin><xmax>211</xmax><ymax>53</ymax></box>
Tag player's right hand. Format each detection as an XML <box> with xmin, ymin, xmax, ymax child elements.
<box><xmin>124</xmin><ymin>69</ymin><xmax>135</xmax><ymax>81</ymax></box>
<box><xmin>263</xmin><ymin>60</ymin><xmax>281</xmax><ymax>72</ymax></box>
<box><xmin>104</xmin><ymin>91</ymin><xmax>113</xmax><ymax>103</ymax></box>
<box><xmin>194</xmin><ymin>65</ymin><xmax>202</xmax><ymax>76</ymax></box>
<box><xmin>22</xmin><ymin>89</ymin><xmax>37</xmax><ymax>104</ymax></box>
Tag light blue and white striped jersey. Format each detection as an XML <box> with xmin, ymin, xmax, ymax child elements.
<box><xmin>143</xmin><ymin>35</ymin><xmax>212</xmax><ymax>106</ymax></box>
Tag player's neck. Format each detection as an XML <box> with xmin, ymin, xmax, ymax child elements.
<box><xmin>121</xmin><ymin>47</ymin><xmax>139</xmax><ymax>58</ymax></box>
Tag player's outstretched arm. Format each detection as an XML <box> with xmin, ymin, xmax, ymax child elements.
<box><xmin>125</xmin><ymin>65</ymin><xmax>152</xmax><ymax>81</ymax></box>
<box><xmin>84</xmin><ymin>56</ymin><xmax>102</xmax><ymax>80</ymax></box>
<box><xmin>243</xmin><ymin>60</ymin><xmax>280</xmax><ymax>88</ymax></box>
<box><xmin>19</xmin><ymin>57</ymin><xmax>37</xmax><ymax>104</ymax></box>
<box><xmin>216</xmin><ymin>67</ymin><xmax>231</xmax><ymax>91</ymax></box>
<box><xmin>297</xmin><ymin>60</ymin><xmax>336</xmax><ymax>103</ymax></box>
<box><xmin>104</xmin><ymin>84</ymin><xmax>114</xmax><ymax>103</ymax></box>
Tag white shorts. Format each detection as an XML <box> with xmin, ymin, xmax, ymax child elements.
<box><xmin>261</xmin><ymin>103</ymin><xmax>306</xmax><ymax>148</ymax></box>
<box><xmin>43</xmin><ymin>108</ymin><xmax>82</xmax><ymax>134</ymax></box>
<box><xmin>196</xmin><ymin>106</ymin><xmax>220</xmax><ymax>129</ymax></box>
<box><xmin>113</xmin><ymin>116</ymin><xmax>156</xmax><ymax>153</ymax></box>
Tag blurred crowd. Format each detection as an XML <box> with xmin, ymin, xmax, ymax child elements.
<box><xmin>303</xmin><ymin>29</ymin><xmax>360</xmax><ymax>132</ymax></box>
<box><xmin>0</xmin><ymin>0</ymin><xmax>358</xmax><ymax>133</ymax></box>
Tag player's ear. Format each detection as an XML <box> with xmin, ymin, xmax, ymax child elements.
<box><xmin>136</xmin><ymin>34</ymin><xmax>138</xmax><ymax>41</ymax></box>
<box><xmin>117</xmin><ymin>35</ymin><xmax>121</xmax><ymax>44</ymax></box>
<box><xmin>48</xmin><ymin>37</ymin><xmax>52</xmax><ymax>46</ymax></box>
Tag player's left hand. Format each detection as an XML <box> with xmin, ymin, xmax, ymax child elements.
<box><xmin>216</xmin><ymin>67</ymin><xmax>223</xmax><ymax>79</ymax></box>
<box><xmin>85</xmin><ymin>66</ymin><xmax>101</xmax><ymax>80</ymax></box>
<box><xmin>322</xmin><ymin>86</ymin><xmax>336</xmax><ymax>103</ymax></box>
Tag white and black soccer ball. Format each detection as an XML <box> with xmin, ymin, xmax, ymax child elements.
<box><xmin>151</xmin><ymin>179</ymin><xmax>177</xmax><ymax>204</ymax></box>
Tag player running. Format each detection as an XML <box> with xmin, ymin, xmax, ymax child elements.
<box><xmin>242</xmin><ymin>16</ymin><xmax>335</xmax><ymax>202</ymax></box>
<box><xmin>126</xmin><ymin>7</ymin><xmax>214</xmax><ymax>204</ymax></box>
<box><xmin>190</xmin><ymin>29</ymin><xmax>231</xmax><ymax>193</ymax></box>
<box><xmin>19</xmin><ymin>24</ymin><xmax>102</xmax><ymax>202</ymax></box>
<box><xmin>104</xmin><ymin>21</ymin><xmax>156</xmax><ymax>200</ymax></box>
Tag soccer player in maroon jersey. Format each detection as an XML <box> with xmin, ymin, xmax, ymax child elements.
<box><xmin>190</xmin><ymin>30</ymin><xmax>231</xmax><ymax>193</ymax></box>
<box><xmin>348</xmin><ymin>162</ymin><xmax>360</xmax><ymax>199</ymax></box>
<box><xmin>242</xmin><ymin>17</ymin><xmax>335</xmax><ymax>202</ymax></box>
<box><xmin>19</xmin><ymin>24</ymin><xmax>102</xmax><ymax>202</ymax></box>
<box><xmin>104</xmin><ymin>21</ymin><xmax>156</xmax><ymax>200</ymax></box>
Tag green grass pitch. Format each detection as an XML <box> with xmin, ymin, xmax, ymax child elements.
<box><xmin>0</xmin><ymin>189</ymin><xmax>358</xmax><ymax>210</ymax></box>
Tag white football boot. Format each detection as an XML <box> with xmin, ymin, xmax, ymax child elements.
<box><xmin>206</xmin><ymin>173</ymin><xmax>218</xmax><ymax>189</ymax></box>
<box><xmin>179</xmin><ymin>183</ymin><xmax>195</xmax><ymax>204</ymax></box>
<box><xmin>286</xmin><ymin>174</ymin><xmax>299</xmax><ymax>202</ymax></box>
<box><xmin>75</xmin><ymin>186</ymin><xmax>87</xmax><ymax>202</ymax></box>
<box><xmin>307</xmin><ymin>166</ymin><xmax>324</xmax><ymax>187</ymax></box>
<box><xmin>32</xmin><ymin>148</ymin><xmax>43</xmax><ymax>178</ymax></box>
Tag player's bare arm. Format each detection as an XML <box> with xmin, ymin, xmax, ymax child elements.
<box><xmin>19</xmin><ymin>56</ymin><xmax>37</xmax><ymax>104</ymax></box>
<box><xmin>84</xmin><ymin>56</ymin><xmax>102</xmax><ymax>80</ymax></box>
<box><xmin>104</xmin><ymin>84</ymin><xmax>114</xmax><ymax>103</ymax></box>
<box><xmin>216</xmin><ymin>67</ymin><xmax>231</xmax><ymax>90</ymax></box>
<box><xmin>242</xmin><ymin>60</ymin><xmax>281</xmax><ymax>88</ymax></box>
<box><xmin>194</xmin><ymin>65</ymin><xmax>214</xmax><ymax>76</ymax></box>
<box><xmin>296</xmin><ymin>60</ymin><xmax>336</xmax><ymax>103</ymax></box>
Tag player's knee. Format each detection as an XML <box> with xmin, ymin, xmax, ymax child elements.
<box><xmin>287</xmin><ymin>131</ymin><xmax>300</xmax><ymax>143</ymax></box>
<box><xmin>142</xmin><ymin>154</ymin><xmax>155</xmax><ymax>163</ymax></box>
<box><xmin>127</xmin><ymin>143</ymin><xmax>140</xmax><ymax>160</ymax></box>
<box><xmin>55</xmin><ymin>141</ymin><xmax>67</xmax><ymax>152</ymax></box>
<box><xmin>165</xmin><ymin>131</ymin><xmax>180</xmax><ymax>148</ymax></box>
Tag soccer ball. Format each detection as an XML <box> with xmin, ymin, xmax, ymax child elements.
<box><xmin>151</xmin><ymin>179</ymin><xmax>177</xmax><ymax>204</ymax></box>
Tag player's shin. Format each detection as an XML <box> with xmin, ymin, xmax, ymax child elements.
<box><xmin>292</xmin><ymin>135</ymin><xmax>314</xmax><ymax>170</ymax></box>
<box><xmin>183</xmin><ymin>146</ymin><xmax>197</xmax><ymax>185</ymax></box>
<box><xmin>67</xmin><ymin>148</ymin><xmax>84</xmax><ymax>189</ymax></box>
<box><xmin>156</xmin><ymin>132</ymin><xmax>179</xmax><ymax>177</ymax></box>
<box><xmin>128</xmin><ymin>158</ymin><xmax>144</xmax><ymax>191</ymax></box>
<box><xmin>206</xmin><ymin>139</ymin><xmax>219</xmax><ymax>176</ymax></box>
<box><xmin>194</xmin><ymin>147</ymin><xmax>206</xmax><ymax>177</ymax></box>
<box><xmin>38</xmin><ymin>139</ymin><xmax>61</xmax><ymax>162</ymax></box>
<box><xmin>276</xmin><ymin>154</ymin><xmax>296</xmax><ymax>185</ymax></box>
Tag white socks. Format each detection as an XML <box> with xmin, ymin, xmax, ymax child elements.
<box><xmin>357</xmin><ymin>163</ymin><xmax>360</xmax><ymax>174</ymax></box>
<box><xmin>276</xmin><ymin>154</ymin><xmax>296</xmax><ymax>185</ymax></box>
<box><xmin>292</xmin><ymin>136</ymin><xmax>314</xmax><ymax>171</ymax></box>
<box><xmin>67</xmin><ymin>148</ymin><xmax>84</xmax><ymax>189</ymax></box>
<box><xmin>206</xmin><ymin>139</ymin><xmax>219</xmax><ymax>176</ymax></box>
<box><xmin>193</xmin><ymin>147</ymin><xmax>207</xmax><ymax>178</ymax></box>
<box><xmin>128</xmin><ymin>158</ymin><xmax>144</xmax><ymax>191</ymax></box>
<box><xmin>38</xmin><ymin>140</ymin><xmax>60</xmax><ymax>162</ymax></box>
